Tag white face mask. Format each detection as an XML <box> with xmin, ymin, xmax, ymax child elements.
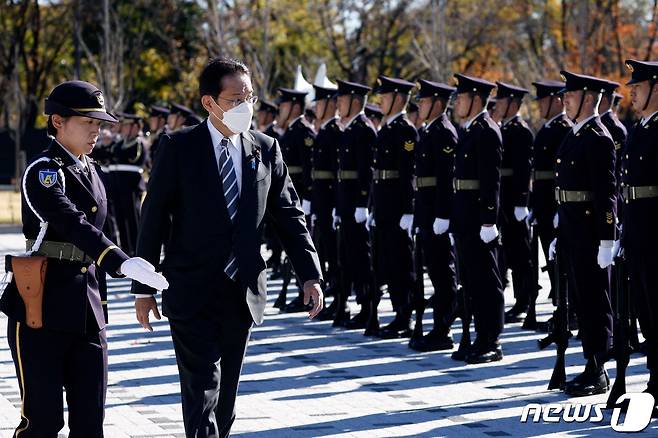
<box><xmin>211</xmin><ymin>99</ymin><xmax>254</xmax><ymax>134</ymax></box>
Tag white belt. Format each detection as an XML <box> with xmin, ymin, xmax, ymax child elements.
<box><xmin>105</xmin><ymin>164</ymin><xmax>144</xmax><ymax>174</ymax></box>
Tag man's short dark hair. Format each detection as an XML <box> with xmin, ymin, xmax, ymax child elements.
<box><xmin>198</xmin><ymin>58</ymin><xmax>250</xmax><ymax>98</ymax></box>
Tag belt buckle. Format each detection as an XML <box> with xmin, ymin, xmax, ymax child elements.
<box><xmin>555</xmin><ymin>187</ymin><xmax>561</xmax><ymax>204</ymax></box>
<box><xmin>630</xmin><ymin>186</ymin><xmax>636</xmax><ymax>200</ymax></box>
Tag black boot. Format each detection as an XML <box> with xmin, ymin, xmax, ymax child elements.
<box><xmin>344</xmin><ymin>306</ymin><xmax>369</xmax><ymax>330</ymax></box>
<box><xmin>378</xmin><ymin>311</ymin><xmax>412</xmax><ymax>339</ymax></box>
<box><xmin>465</xmin><ymin>338</ymin><xmax>503</xmax><ymax>364</ymax></box>
<box><xmin>565</xmin><ymin>357</ymin><xmax>609</xmax><ymax>397</ymax></box>
<box><xmin>316</xmin><ymin>299</ymin><xmax>339</xmax><ymax>321</ymax></box>
<box><xmin>409</xmin><ymin>329</ymin><xmax>454</xmax><ymax>352</ymax></box>
<box><xmin>332</xmin><ymin>307</ymin><xmax>351</xmax><ymax>327</ymax></box>
<box><xmin>282</xmin><ymin>294</ymin><xmax>311</xmax><ymax>313</ymax></box>
<box><xmin>505</xmin><ymin>302</ymin><xmax>528</xmax><ymax>324</ymax></box>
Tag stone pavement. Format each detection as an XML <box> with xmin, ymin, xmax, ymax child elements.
<box><xmin>0</xmin><ymin>231</ymin><xmax>656</xmax><ymax>437</ymax></box>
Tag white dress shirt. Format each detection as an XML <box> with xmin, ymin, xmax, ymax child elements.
<box><xmin>641</xmin><ymin>109</ymin><xmax>658</xmax><ymax>126</ymax></box>
<box><xmin>207</xmin><ymin>118</ymin><xmax>243</xmax><ymax>193</ymax></box>
<box><xmin>57</xmin><ymin>141</ymin><xmax>88</xmax><ymax>172</ymax></box>
<box><xmin>573</xmin><ymin>113</ymin><xmax>598</xmax><ymax>135</ymax></box>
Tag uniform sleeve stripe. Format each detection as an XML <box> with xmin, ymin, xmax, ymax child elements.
<box><xmin>97</xmin><ymin>245</ymin><xmax>119</xmax><ymax>267</ymax></box>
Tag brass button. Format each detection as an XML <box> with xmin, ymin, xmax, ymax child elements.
<box><xmin>585</xmin><ymin>210</ymin><xmax>591</xmax><ymax>215</ymax></box>
<box><xmin>555</xmin><ymin>172</ymin><xmax>559</xmax><ymax>177</ymax></box>
<box><xmin>571</xmin><ymin>161</ymin><xmax>575</xmax><ymax>165</ymax></box>
<box><xmin>80</xmin><ymin>266</ymin><xmax>88</xmax><ymax>273</ymax></box>
<box><xmin>556</xmin><ymin>158</ymin><xmax>561</xmax><ymax>164</ymax></box>
<box><xmin>91</xmin><ymin>206</ymin><xmax>98</xmax><ymax>213</ymax></box>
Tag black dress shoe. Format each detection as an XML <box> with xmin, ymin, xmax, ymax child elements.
<box><xmin>378</xmin><ymin>318</ymin><xmax>412</xmax><ymax>339</ymax></box>
<box><xmin>565</xmin><ymin>369</ymin><xmax>609</xmax><ymax>397</ymax></box>
<box><xmin>409</xmin><ymin>331</ymin><xmax>454</xmax><ymax>352</ymax></box>
<box><xmin>282</xmin><ymin>296</ymin><xmax>311</xmax><ymax>313</ymax></box>
<box><xmin>316</xmin><ymin>300</ymin><xmax>338</xmax><ymax>321</ymax></box>
<box><xmin>332</xmin><ymin>309</ymin><xmax>351</xmax><ymax>327</ymax></box>
<box><xmin>465</xmin><ymin>344</ymin><xmax>503</xmax><ymax>364</ymax></box>
<box><xmin>505</xmin><ymin>304</ymin><xmax>528</xmax><ymax>324</ymax></box>
<box><xmin>344</xmin><ymin>309</ymin><xmax>369</xmax><ymax>330</ymax></box>
<box><xmin>451</xmin><ymin>344</ymin><xmax>470</xmax><ymax>361</ymax></box>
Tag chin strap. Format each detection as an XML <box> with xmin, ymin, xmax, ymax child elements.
<box><xmin>544</xmin><ymin>97</ymin><xmax>554</xmax><ymax>120</ymax></box>
<box><xmin>572</xmin><ymin>91</ymin><xmax>586</xmax><ymax>123</ymax></box>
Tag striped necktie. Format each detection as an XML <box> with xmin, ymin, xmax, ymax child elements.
<box><xmin>218</xmin><ymin>137</ymin><xmax>239</xmax><ymax>280</ymax></box>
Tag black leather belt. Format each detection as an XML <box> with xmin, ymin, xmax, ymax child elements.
<box><xmin>622</xmin><ymin>185</ymin><xmax>658</xmax><ymax>201</ymax></box>
<box><xmin>26</xmin><ymin>240</ymin><xmax>93</xmax><ymax>264</ymax></box>
<box><xmin>555</xmin><ymin>188</ymin><xmax>593</xmax><ymax>203</ymax></box>
<box><xmin>453</xmin><ymin>179</ymin><xmax>480</xmax><ymax>190</ymax></box>
<box><xmin>373</xmin><ymin>169</ymin><xmax>400</xmax><ymax>180</ymax></box>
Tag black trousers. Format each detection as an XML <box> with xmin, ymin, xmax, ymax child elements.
<box><xmin>375</xmin><ymin>223</ymin><xmax>413</xmax><ymax>313</ymax></box>
<box><xmin>314</xmin><ymin>207</ymin><xmax>338</xmax><ymax>287</ymax></box>
<box><xmin>562</xmin><ymin>243</ymin><xmax>613</xmax><ymax>360</ymax></box>
<box><xmin>339</xmin><ymin>216</ymin><xmax>372</xmax><ymax>303</ymax></box>
<box><xmin>535</xmin><ymin>215</ymin><xmax>557</xmax><ymax>299</ymax></box>
<box><xmin>500</xmin><ymin>213</ymin><xmax>534</xmax><ymax>308</ymax></box>
<box><xmin>627</xmin><ymin>251</ymin><xmax>658</xmax><ymax>370</ymax></box>
<box><xmin>169</xmin><ymin>275</ymin><xmax>253</xmax><ymax>438</ymax></box>
<box><xmin>111</xmin><ymin>172</ymin><xmax>143</xmax><ymax>256</ymax></box>
<box><xmin>454</xmin><ymin>233</ymin><xmax>504</xmax><ymax>345</ymax></box>
<box><xmin>418</xmin><ymin>227</ymin><xmax>458</xmax><ymax>333</ymax></box>
<box><xmin>7</xmin><ymin>317</ymin><xmax>107</xmax><ymax>438</ymax></box>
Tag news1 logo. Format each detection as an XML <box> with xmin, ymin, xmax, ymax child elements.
<box><xmin>520</xmin><ymin>393</ymin><xmax>655</xmax><ymax>432</ymax></box>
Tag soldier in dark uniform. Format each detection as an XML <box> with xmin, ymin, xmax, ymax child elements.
<box><xmin>599</xmin><ymin>80</ymin><xmax>628</xmax><ymax>152</ymax></box>
<box><xmin>450</xmin><ymin>74</ymin><xmax>505</xmax><ymax>363</ymax></box>
<box><xmin>167</xmin><ymin>103</ymin><xmax>193</xmax><ymax>132</ymax></box>
<box><xmin>408</xmin><ymin>79</ymin><xmax>458</xmax><ymax>352</ymax></box>
<box><xmin>529</xmin><ymin>80</ymin><xmax>573</xmax><ymax>312</ymax></box>
<box><xmin>332</xmin><ymin>80</ymin><xmax>377</xmax><ymax>329</ymax></box>
<box><xmin>277</xmin><ymin>88</ymin><xmax>316</xmax><ymax>312</ymax></box>
<box><xmin>146</xmin><ymin>105</ymin><xmax>169</xmax><ymax>166</ymax></box>
<box><xmin>492</xmin><ymin>83</ymin><xmax>535</xmax><ymax>324</ymax></box>
<box><xmin>620</xmin><ymin>59</ymin><xmax>658</xmax><ymax>407</ymax></box>
<box><xmin>549</xmin><ymin>71</ymin><xmax>616</xmax><ymax>396</ymax></box>
<box><xmin>256</xmin><ymin>99</ymin><xmax>279</xmax><ymax>138</ymax></box>
<box><xmin>307</xmin><ymin>83</ymin><xmax>342</xmax><ymax>320</ymax></box>
<box><xmin>406</xmin><ymin>101</ymin><xmax>422</xmax><ymax>129</ymax></box>
<box><xmin>0</xmin><ymin>81</ymin><xmax>168</xmax><ymax>437</ymax></box>
<box><xmin>371</xmin><ymin>76</ymin><xmax>419</xmax><ymax>338</ymax></box>
<box><xmin>183</xmin><ymin>113</ymin><xmax>203</xmax><ymax>127</ymax></box>
<box><xmin>364</xmin><ymin>103</ymin><xmax>384</xmax><ymax>129</ymax></box>
<box><xmin>109</xmin><ymin>113</ymin><xmax>147</xmax><ymax>256</ymax></box>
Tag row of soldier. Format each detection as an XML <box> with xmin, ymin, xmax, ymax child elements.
<box><xmin>252</xmin><ymin>60</ymin><xmax>658</xmax><ymax>402</ymax></box>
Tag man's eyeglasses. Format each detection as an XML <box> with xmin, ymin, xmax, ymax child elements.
<box><xmin>216</xmin><ymin>95</ymin><xmax>258</xmax><ymax>108</ymax></box>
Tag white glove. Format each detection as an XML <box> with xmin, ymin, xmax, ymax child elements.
<box><xmin>311</xmin><ymin>214</ymin><xmax>317</xmax><ymax>228</ymax></box>
<box><xmin>514</xmin><ymin>206</ymin><xmax>530</xmax><ymax>222</ymax></box>
<box><xmin>433</xmin><ymin>218</ymin><xmax>450</xmax><ymax>235</ymax></box>
<box><xmin>479</xmin><ymin>224</ymin><xmax>499</xmax><ymax>243</ymax></box>
<box><xmin>332</xmin><ymin>208</ymin><xmax>340</xmax><ymax>230</ymax></box>
<box><xmin>597</xmin><ymin>240</ymin><xmax>614</xmax><ymax>269</ymax></box>
<box><xmin>121</xmin><ymin>257</ymin><xmax>169</xmax><ymax>291</ymax></box>
<box><xmin>612</xmin><ymin>239</ymin><xmax>621</xmax><ymax>260</ymax></box>
<box><xmin>301</xmin><ymin>199</ymin><xmax>311</xmax><ymax>216</ymax></box>
<box><xmin>448</xmin><ymin>233</ymin><xmax>455</xmax><ymax>246</ymax></box>
<box><xmin>553</xmin><ymin>212</ymin><xmax>559</xmax><ymax>229</ymax></box>
<box><xmin>548</xmin><ymin>238</ymin><xmax>557</xmax><ymax>261</ymax></box>
<box><xmin>399</xmin><ymin>214</ymin><xmax>414</xmax><ymax>238</ymax></box>
<box><xmin>354</xmin><ymin>207</ymin><xmax>368</xmax><ymax>224</ymax></box>
<box><xmin>366</xmin><ymin>212</ymin><xmax>376</xmax><ymax>231</ymax></box>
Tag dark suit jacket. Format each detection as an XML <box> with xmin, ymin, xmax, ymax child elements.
<box><xmin>132</xmin><ymin>120</ymin><xmax>322</xmax><ymax>324</ymax></box>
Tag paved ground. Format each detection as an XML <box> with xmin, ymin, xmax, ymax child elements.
<box><xmin>0</xmin><ymin>231</ymin><xmax>656</xmax><ymax>437</ymax></box>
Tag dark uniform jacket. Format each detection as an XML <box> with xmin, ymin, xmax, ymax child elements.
<box><xmin>280</xmin><ymin>116</ymin><xmax>315</xmax><ymax>200</ymax></box>
<box><xmin>132</xmin><ymin>121</ymin><xmax>322</xmax><ymax>324</ymax></box>
<box><xmin>336</xmin><ymin>113</ymin><xmax>376</xmax><ymax>217</ymax></box>
<box><xmin>263</xmin><ymin>123</ymin><xmax>280</xmax><ymax>141</ymax></box>
<box><xmin>555</xmin><ymin>117</ymin><xmax>617</xmax><ymax>247</ymax></box>
<box><xmin>530</xmin><ymin>113</ymin><xmax>573</xmax><ymax>222</ymax></box>
<box><xmin>451</xmin><ymin>111</ymin><xmax>503</xmax><ymax>234</ymax></box>
<box><xmin>1</xmin><ymin>141</ymin><xmax>129</xmax><ymax>333</ymax></box>
<box><xmin>372</xmin><ymin>113</ymin><xmax>419</xmax><ymax>223</ymax></box>
<box><xmin>500</xmin><ymin>115</ymin><xmax>534</xmax><ymax>215</ymax></box>
<box><xmin>414</xmin><ymin>113</ymin><xmax>458</xmax><ymax>228</ymax></box>
<box><xmin>620</xmin><ymin>112</ymin><xmax>658</xmax><ymax>250</ymax></box>
<box><xmin>310</xmin><ymin>118</ymin><xmax>341</xmax><ymax>215</ymax></box>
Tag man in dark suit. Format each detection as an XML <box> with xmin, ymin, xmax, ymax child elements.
<box><xmin>132</xmin><ymin>58</ymin><xmax>324</xmax><ymax>438</ymax></box>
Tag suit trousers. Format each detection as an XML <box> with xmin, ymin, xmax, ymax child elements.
<box><xmin>169</xmin><ymin>274</ymin><xmax>253</xmax><ymax>438</ymax></box>
<box><xmin>7</xmin><ymin>313</ymin><xmax>107</xmax><ymax>438</ymax></box>
<box><xmin>454</xmin><ymin>233</ymin><xmax>504</xmax><ymax>345</ymax></box>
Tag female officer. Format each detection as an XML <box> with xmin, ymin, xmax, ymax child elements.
<box><xmin>0</xmin><ymin>80</ymin><xmax>168</xmax><ymax>437</ymax></box>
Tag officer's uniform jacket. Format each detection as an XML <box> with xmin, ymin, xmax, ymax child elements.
<box><xmin>500</xmin><ymin>115</ymin><xmax>534</xmax><ymax>216</ymax></box>
<box><xmin>0</xmin><ymin>140</ymin><xmax>129</xmax><ymax>333</ymax></box>
<box><xmin>372</xmin><ymin>112</ymin><xmax>418</xmax><ymax>223</ymax></box>
<box><xmin>451</xmin><ymin>111</ymin><xmax>503</xmax><ymax>234</ymax></box>
<box><xmin>620</xmin><ymin>111</ymin><xmax>658</xmax><ymax>250</ymax></box>
<box><xmin>555</xmin><ymin>116</ymin><xmax>617</xmax><ymax>247</ymax></box>
<box><xmin>414</xmin><ymin>113</ymin><xmax>458</xmax><ymax>229</ymax></box>
<box><xmin>336</xmin><ymin>113</ymin><xmax>376</xmax><ymax>217</ymax></box>
<box><xmin>310</xmin><ymin>118</ymin><xmax>341</xmax><ymax>215</ymax></box>
<box><xmin>280</xmin><ymin>116</ymin><xmax>315</xmax><ymax>200</ymax></box>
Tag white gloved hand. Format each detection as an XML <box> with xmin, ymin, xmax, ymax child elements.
<box><xmin>366</xmin><ymin>212</ymin><xmax>376</xmax><ymax>231</ymax></box>
<box><xmin>553</xmin><ymin>212</ymin><xmax>559</xmax><ymax>229</ymax></box>
<box><xmin>598</xmin><ymin>240</ymin><xmax>614</xmax><ymax>269</ymax></box>
<box><xmin>301</xmin><ymin>199</ymin><xmax>311</xmax><ymax>216</ymax></box>
<box><xmin>354</xmin><ymin>207</ymin><xmax>368</xmax><ymax>224</ymax></box>
<box><xmin>548</xmin><ymin>238</ymin><xmax>557</xmax><ymax>261</ymax></box>
<box><xmin>332</xmin><ymin>208</ymin><xmax>340</xmax><ymax>230</ymax></box>
<box><xmin>514</xmin><ymin>206</ymin><xmax>530</xmax><ymax>222</ymax></box>
<box><xmin>612</xmin><ymin>239</ymin><xmax>621</xmax><ymax>260</ymax></box>
<box><xmin>433</xmin><ymin>218</ymin><xmax>450</xmax><ymax>235</ymax></box>
<box><xmin>479</xmin><ymin>224</ymin><xmax>499</xmax><ymax>243</ymax></box>
<box><xmin>121</xmin><ymin>257</ymin><xmax>169</xmax><ymax>291</ymax></box>
<box><xmin>399</xmin><ymin>214</ymin><xmax>414</xmax><ymax>238</ymax></box>
<box><xmin>448</xmin><ymin>233</ymin><xmax>455</xmax><ymax>247</ymax></box>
